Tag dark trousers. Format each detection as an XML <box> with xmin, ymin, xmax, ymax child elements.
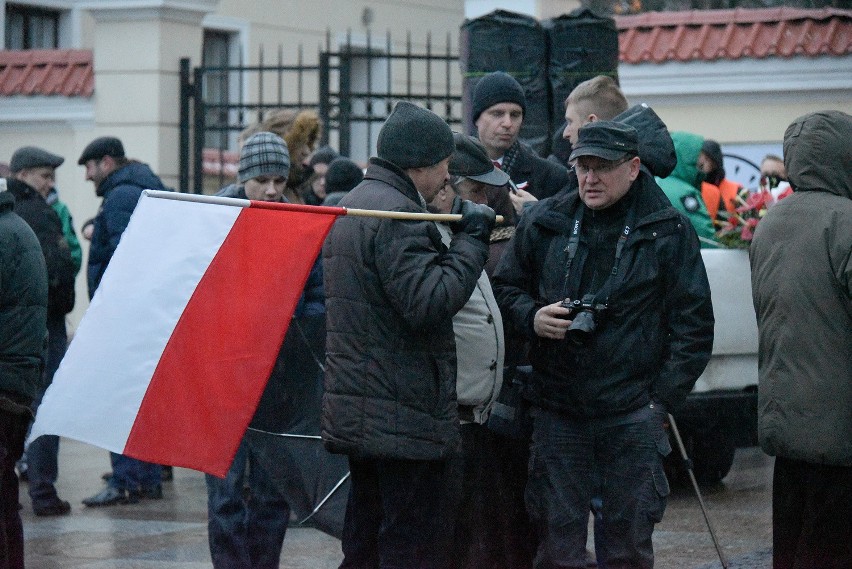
<box><xmin>340</xmin><ymin>456</ymin><xmax>444</xmax><ymax>569</ymax></box>
<box><xmin>0</xmin><ymin>409</ymin><xmax>29</xmax><ymax>569</ymax></box>
<box><xmin>27</xmin><ymin>315</ymin><xmax>66</xmax><ymax>508</ymax></box>
<box><xmin>206</xmin><ymin>439</ymin><xmax>290</xmax><ymax>569</ymax></box>
<box><xmin>772</xmin><ymin>456</ymin><xmax>852</xmax><ymax>569</ymax></box>
<box><xmin>526</xmin><ymin>406</ymin><xmax>669</xmax><ymax>569</ymax></box>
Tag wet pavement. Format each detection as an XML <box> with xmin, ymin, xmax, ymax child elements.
<box><xmin>21</xmin><ymin>439</ymin><xmax>773</xmax><ymax>568</ymax></box>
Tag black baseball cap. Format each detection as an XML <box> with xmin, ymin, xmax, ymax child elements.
<box><xmin>449</xmin><ymin>133</ymin><xmax>509</xmax><ymax>187</ymax></box>
<box><xmin>78</xmin><ymin>136</ymin><xmax>125</xmax><ymax>165</ymax></box>
<box><xmin>569</xmin><ymin>121</ymin><xmax>639</xmax><ymax>163</ymax></box>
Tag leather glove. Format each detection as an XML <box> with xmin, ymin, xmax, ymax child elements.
<box><xmin>450</xmin><ymin>199</ymin><xmax>496</xmax><ymax>245</ymax></box>
<box><xmin>450</xmin><ymin>195</ymin><xmax>464</xmax><ymax>215</ymax></box>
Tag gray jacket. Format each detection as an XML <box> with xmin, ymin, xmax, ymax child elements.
<box><xmin>750</xmin><ymin>110</ymin><xmax>852</xmax><ymax>466</ymax></box>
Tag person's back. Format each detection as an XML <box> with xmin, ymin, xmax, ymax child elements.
<box><xmin>655</xmin><ymin>131</ymin><xmax>718</xmax><ymax>246</ymax></box>
<box><xmin>750</xmin><ymin>110</ymin><xmax>852</xmax><ymax>568</ymax></box>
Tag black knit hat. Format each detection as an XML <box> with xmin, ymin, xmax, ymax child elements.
<box><xmin>325</xmin><ymin>158</ymin><xmax>364</xmax><ymax>195</ymax></box>
<box><xmin>569</xmin><ymin>121</ymin><xmax>639</xmax><ymax>162</ymax></box>
<box><xmin>377</xmin><ymin>102</ymin><xmax>454</xmax><ymax>169</ymax></box>
<box><xmin>239</xmin><ymin>132</ymin><xmax>290</xmax><ymax>183</ymax></box>
<box><xmin>78</xmin><ymin>136</ymin><xmax>125</xmax><ymax>165</ymax></box>
<box><xmin>10</xmin><ymin>146</ymin><xmax>64</xmax><ymax>172</ymax></box>
<box><xmin>309</xmin><ymin>145</ymin><xmax>339</xmax><ymax>167</ymax></box>
<box><xmin>471</xmin><ymin>71</ymin><xmax>527</xmax><ymax>123</ymax></box>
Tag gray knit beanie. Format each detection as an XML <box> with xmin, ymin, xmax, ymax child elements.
<box><xmin>377</xmin><ymin>102</ymin><xmax>454</xmax><ymax>169</ymax></box>
<box><xmin>471</xmin><ymin>71</ymin><xmax>527</xmax><ymax>123</ymax></box>
<box><xmin>238</xmin><ymin>132</ymin><xmax>290</xmax><ymax>183</ymax></box>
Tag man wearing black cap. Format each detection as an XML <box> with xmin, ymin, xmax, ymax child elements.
<box><xmin>322</xmin><ymin>102</ymin><xmax>495</xmax><ymax>568</ymax></box>
<box><xmin>493</xmin><ymin>121</ymin><xmax>714</xmax><ymax>568</ymax></box>
<box><xmin>77</xmin><ymin>136</ymin><xmax>169</xmax><ymax>297</ymax></box>
<box><xmin>472</xmin><ymin>71</ymin><xmax>569</xmax><ymax>204</ymax></box>
<box><xmin>77</xmin><ymin>136</ymin><xmax>167</xmax><ymax>507</ymax></box>
<box><xmin>5</xmin><ymin>146</ymin><xmax>77</xmax><ymax>517</ymax></box>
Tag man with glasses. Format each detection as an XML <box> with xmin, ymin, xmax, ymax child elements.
<box><xmin>493</xmin><ymin>121</ymin><xmax>714</xmax><ymax>569</ymax></box>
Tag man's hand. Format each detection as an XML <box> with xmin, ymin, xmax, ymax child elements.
<box><xmin>509</xmin><ymin>187</ymin><xmax>537</xmax><ymax>214</ymax></box>
<box><xmin>451</xmin><ymin>200</ymin><xmax>496</xmax><ymax>244</ymax></box>
<box><xmin>533</xmin><ymin>300</ymin><xmax>573</xmax><ymax>339</ymax></box>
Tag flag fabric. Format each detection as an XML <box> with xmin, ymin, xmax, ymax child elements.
<box><xmin>28</xmin><ymin>190</ymin><xmax>343</xmax><ymax>477</ymax></box>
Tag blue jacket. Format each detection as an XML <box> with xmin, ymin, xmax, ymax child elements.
<box><xmin>88</xmin><ymin>162</ymin><xmax>168</xmax><ymax>297</ymax></box>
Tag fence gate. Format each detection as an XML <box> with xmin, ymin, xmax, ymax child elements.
<box><xmin>179</xmin><ymin>32</ymin><xmax>462</xmax><ymax>194</ymax></box>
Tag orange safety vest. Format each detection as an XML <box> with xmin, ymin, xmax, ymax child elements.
<box><xmin>701</xmin><ymin>178</ymin><xmax>740</xmax><ymax>223</ymax></box>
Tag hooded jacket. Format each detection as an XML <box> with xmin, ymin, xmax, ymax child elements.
<box><xmin>88</xmin><ymin>162</ymin><xmax>168</xmax><ymax>296</ymax></box>
<box><xmin>0</xmin><ymin>190</ymin><xmax>48</xmax><ymax>405</ymax></box>
<box><xmin>656</xmin><ymin>132</ymin><xmax>718</xmax><ymax>247</ymax></box>
<box><xmin>321</xmin><ymin>158</ymin><xmax>488</xmax><ymax>460</ymax></box>
<box><xmin>750</xmin><ymin>110</ymin><xmax>852</xmax><ymax>466</ymax></box>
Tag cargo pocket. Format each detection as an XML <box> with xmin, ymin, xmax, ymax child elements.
<box><xmin>647</xmin><ymin>461</ymin><xmax>670</xmax><ymax>524</ymax></box>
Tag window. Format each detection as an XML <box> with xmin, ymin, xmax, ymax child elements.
<box><xmin>5</xmin><ymin>3</ymin><xmax>60</xmax><ymax>49</ymax></box>
<box><xmin>202</xmin><ymin>29</ymin><xmax>237</xmax><ymax>149</ymax></box>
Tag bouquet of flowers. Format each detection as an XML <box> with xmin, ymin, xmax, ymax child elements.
<box><xmin>715</xmin><ymin>186</ymin><xmax>792</xmax><ymax>248</ymax></box>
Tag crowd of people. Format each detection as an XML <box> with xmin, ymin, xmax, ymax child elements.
<box><xmin>1</xmin><ymin>70</ymin><xmax>849</xmax><ymax>569</ymax></box>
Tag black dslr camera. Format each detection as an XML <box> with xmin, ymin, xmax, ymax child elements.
<box><xmin>560</xmin><ymin>294</ymin><xmax>607</xmax><ymax>346</ymax></box>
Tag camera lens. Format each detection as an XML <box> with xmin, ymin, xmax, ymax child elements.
<box><xmin>567</xmin><ymin>310</ymin><xmax>596</xmax><ymax>345</ymax></box>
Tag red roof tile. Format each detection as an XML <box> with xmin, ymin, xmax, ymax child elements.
<box><xmin>616</xmin><ymin>8</ymin><xmax>852</xmax><ymax>64</ymax></box>
<box><xmin>0</xmin><ymin>49</ymin><xmax>94</xmax><ymax>97</ymax></box>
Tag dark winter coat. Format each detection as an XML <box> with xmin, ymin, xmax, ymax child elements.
<box><xmin>751</xmin><ymin>110</ymin><xmax>852</xmax><ymax>466</ymax></box>
<box><xmin>321</xmin><ymin>158</ymin><xmax>489</xmax><ymax>460</ymax></box>
<box><xmin>5</xmin><ymin>178</ymin><xmax>75</xmax><ymax>317</ymax></box>
<box><xmin>0</xmin><ymin>190</ymin><xmax>48</xmax><ymax>405</ymax></box>
<box><xmin>88</xmin><ymin>162</ymin><xmax>168</xmax><ymax>297</ymax></box>
<box><xmin>503</xmin><ymin>141</ymin><xmax>570</xmax><ymax>200</ymax></box>
<box><xmin>492</xmin><ymin>171</ymin><xmax>714</xmax><ymax>418</ymax></box>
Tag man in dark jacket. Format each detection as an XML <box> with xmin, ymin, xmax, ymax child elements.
<box><xmin>750</xmin><ymin>110</ymin><xmax>852</xmax><ymax>569</ymax></box>
<box><xmin>5</xmin><ymin>147</ymin><xmax>76</xmax><ymax>517</ymax></box>
<box><xmin>322</xmin><ymin>101</ymin><xmax>495</xmax><ymax>568</ymax></box>
<box><xmin>78</xmin><ymin>136</ymin><xmax>167</xmax><ymax>507</ymax></box>
<box><xmin>493</xmin><ymin>122</ymin><xmax>714</xmax><ymax>568</ymax></box>
<box><xmin>0</xmin><ymin>188</ymin><xmax>48</xmax><ymax>568</ymax></box>
<box><xmin>472</xmin><ymin>71</ymin><xmax>570</xmax><ymax>207</ymax></box>
<box><xmin>79</xmin><ymin>136</ymin><xmax>169</xmax><ymax>296</ymax></box>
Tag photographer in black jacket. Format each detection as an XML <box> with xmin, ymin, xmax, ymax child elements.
<box><xmin>493</xmin><ymin>121</ymin><xmax>714</xmax><ymax>568</ymax></box>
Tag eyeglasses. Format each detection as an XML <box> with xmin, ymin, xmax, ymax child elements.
<box><xmin>573</xmin><ymin>156</ymin><xmax>632</xmax><ymax>177</ymax></box>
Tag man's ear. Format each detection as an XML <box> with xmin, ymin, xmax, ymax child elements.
<box><xmin>587</xmin><ymin>113</ymin><xmax>598</xmax><ymax>124</ymax></box>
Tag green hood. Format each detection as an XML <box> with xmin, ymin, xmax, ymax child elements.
<box><xmin>784</xmin><ymin>110</ymin><xmax>852</xmax><ymax>201</ymax></box>
<box><xmin>668</xmin><ymin>131</ymin><xmax>705</xmax><ymax>189</ymax></box>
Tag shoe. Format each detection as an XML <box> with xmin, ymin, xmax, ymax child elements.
<box><xmin>33</xmin><ymin>498</ymin><xmax>71</xmax><ymax>517</ymax></box>
<box><xmin>82</xmin><ymin>487</ymin><xmax>138</xmax><ymax>507</ymax></box>
<box><xmin>138</xmin><ymin>484</ymin><xmax>163</xmax><ymax>500</ymax></box>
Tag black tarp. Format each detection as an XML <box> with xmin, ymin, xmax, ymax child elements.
<box><xmin>460</xmin><ymin>10</ymin><xmax>551</xmax><ymax>156</ymax></box>
<box><xmin>544</xmin><ymin>8</ymin><xmax>620</xmax><ymax>129</ymax></box>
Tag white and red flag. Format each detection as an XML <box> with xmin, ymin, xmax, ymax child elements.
<box><xmin>28</xmin><ymin>190</ymin><xmax>343</xmax><ymax>477</ymax></box>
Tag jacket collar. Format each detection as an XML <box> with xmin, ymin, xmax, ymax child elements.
<box><xmin>365</xmin><ymin>157</ymin><xmax>425</xmax><ymax>210</ymax></box>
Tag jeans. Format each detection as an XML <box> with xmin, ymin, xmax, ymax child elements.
<box><xmin>110</xmin><ymin>453</ymin><xmax>161</xmax><ymax>492</ymax></box>
<box><xmin>0</xmin><ymin>409</ymin><xmax>29</xmax><ymax>569</ymax></box>
<box><xmin>772</xmin><ymin>456</ymin><xmax>852</xmax><ymax>569</ymax></box>
<box><xmin>341</xmin><ymin>456</ymin><xmax>444</xmax><ymax>569</ymax></box>
<box><xmin>206</xmin><ymin>439</ymin><xmax>290</xmax><ymax>569</ymax></box>
<box><xmin>26</xmin><ymin>315</ymin><xmax>66</xmax><ymax>508</ymax></box>
<box><xmin>526</xmin><ymin>405</ymin><xmax>670</xmax><ymax>569</ymax></box>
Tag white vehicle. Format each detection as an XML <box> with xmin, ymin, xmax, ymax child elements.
<box><xmin>671</xmin><ymin>249</ymin><xmax>759</xmax><ymax>485</ymax></box>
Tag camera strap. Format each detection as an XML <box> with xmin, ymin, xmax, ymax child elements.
<box><xmin>562</xmin><ymin>202</ymin><xmax>637</xmax><ymax>303</ymax></box>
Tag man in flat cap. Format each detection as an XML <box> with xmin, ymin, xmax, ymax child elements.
<box><xmin>77</xmin><ymin>136</ymin><xmax>168</xmax><ymax>507</ymax></box>
<box><xmin>6</xmin><ymin>146</ymin><xmax>77</xmax><ymax>517</ymax></box>
<box><xmin>472</xmin><ymin>71</ymin><xmax>569</xmax><ymax>208</ymax></box>
<box><xmin>493</xmin><ymin>121</ymin><xmax>714</xmax><ymax>568</ymax></box>
<box><xmin>322</xmin><ymin>102</ymin><xmax>495</xmax><ymax>568</ymax></box>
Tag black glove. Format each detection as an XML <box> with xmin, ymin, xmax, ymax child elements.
<box><xmin>450</xmin><ymin>195</ymin><xmax>464</xmax><ymax>215</ymax></box>
<box><xmin>450</xmin><ymin>199</ymin><xmax>496</xmax><ymax>245</ymax></box>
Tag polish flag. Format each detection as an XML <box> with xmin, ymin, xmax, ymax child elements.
<box><xmin>29</xmin><ymin>191</ymin><xmax>343</xmax><ymax>477</ymax></box>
